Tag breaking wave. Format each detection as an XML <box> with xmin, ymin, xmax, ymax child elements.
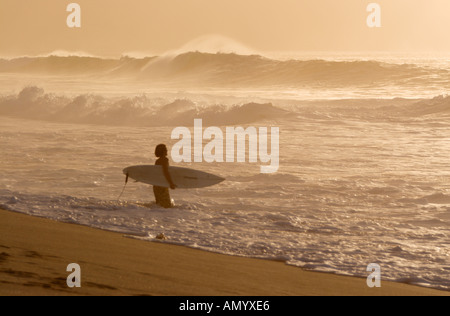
<box><xmin>407</xmin><ymin>95</ymin><xmax>450</xmax><ymax>116</ymax></box>
<box><xmin>0</xmin><ymin>86</ymin><xmax>290</xmax><ymax>126</ymax></box>
<box><xmin>1</xmin><ymin>86</ymin><xmax>449</xmax><ymax>128</ymax></box>
<box><xmin>1</xmin><ymin>52</ymin><xmax>447</xmax><ymax>88</ymax></box>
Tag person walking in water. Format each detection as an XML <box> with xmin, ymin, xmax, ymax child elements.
<box><xmin>153</xmin><ymin>144</ymin><xmax>177</xmax><ymax>208</ymax></box>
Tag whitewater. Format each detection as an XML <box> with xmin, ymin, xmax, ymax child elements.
<box><xmin>0</xmin><ymin>51</ymin><xmax>449</xmax><ymax>291</ymax></box>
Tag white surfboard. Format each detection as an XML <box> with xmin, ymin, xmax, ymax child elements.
<box><xmin>123</xmin><ymin>165</ymin><xmax>225</xmax><ymax>189</ymax></box>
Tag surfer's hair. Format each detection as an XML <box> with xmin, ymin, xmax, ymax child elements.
<box><xmin>155</xmin><ymin>144</ymin><xmax>168</xmax><ymax>157</ymax></box>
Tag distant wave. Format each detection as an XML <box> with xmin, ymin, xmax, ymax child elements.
<box><xmin>0</xmin><ymin>86</ymin><xmax>290</xmax><ymax>126</ymax></box>
<box><xmin>407</xmin><ymin>95</ymin><xmax>450</xmax><ymax>116</ymax></box>
<box><xmin>1</xmin><ymin>52</ymin><xmax>447</xmax><ymax>88</ymax></box>
<box><xmin>0</xmin><ymin>55</ymin><xmax>154</xmax><ymax>75</ymax></box>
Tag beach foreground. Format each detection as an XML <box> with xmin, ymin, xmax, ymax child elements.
<box><xmin>0</xmin><ymin>209</ymin><xmax>447</xmax><ymax>296</ymax></box>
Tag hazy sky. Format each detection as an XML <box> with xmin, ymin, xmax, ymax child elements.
<box><xmin>1</xmin><ymin>0</ymin><xmax>449</xmax><ymax>57</ymax></box>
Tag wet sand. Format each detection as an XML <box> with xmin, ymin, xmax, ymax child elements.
<box><xmin>0</xmin><ymin>209</ymin><xmax>448</xmax><ymax>296</ymax></box>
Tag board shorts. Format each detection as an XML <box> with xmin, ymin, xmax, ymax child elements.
<box><xmin>153</xmin><ymin>186</ymin><xmax>173</xmax><ymax>208</ymax></box>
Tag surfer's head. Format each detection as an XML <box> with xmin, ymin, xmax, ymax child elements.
<box><xmin>155</xmin><ymin>144</ymin><xmax>168</xmax><ymax>158</ymax></box>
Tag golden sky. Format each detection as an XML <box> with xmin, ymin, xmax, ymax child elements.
<box><xmin>0</xmin><ymin>0</ymin><xmax>449</xmax><ymax>57</ymax></box>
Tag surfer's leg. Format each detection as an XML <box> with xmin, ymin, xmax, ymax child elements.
<box><xmin>153</xmin><ymin>186</ymin><xmax>173</xmax><ymax>208</ymax></box>
<box><xmin>153</xmin><ymin>186</ymin><xmax>161</xmax><ymax>205</ymax></box>
<box><xmin>159</xmin><ymin>187</ymin><xmax>173</xmax><ymax>208</ymax></box>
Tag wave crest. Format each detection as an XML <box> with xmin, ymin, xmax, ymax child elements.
<box><xmin>408</xmin><ymin>95</ymin><xmax>450</xmax><ymax>116</ymax></box>
<box><xmin>1</xmin><ymin>52</ymin><xmax>445</xmax><ymax>88</ymax></box>
<box><xmin>0</xmin><ymin>86</ymin><xmax>290</xmax><ymax>126</ymax></box>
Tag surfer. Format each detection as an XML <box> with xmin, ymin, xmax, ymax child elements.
<box><xmin>153</xmin><ymin>144</ymin><xmax>177</xmax><ymax>208</ymax></box>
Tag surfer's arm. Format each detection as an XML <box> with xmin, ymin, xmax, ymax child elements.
<box><xmin>162</xmin><ymin>159</ymin><xmax>177</xmax><ymax>190</ymax></box>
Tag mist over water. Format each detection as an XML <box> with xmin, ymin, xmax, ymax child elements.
<box><xmin>0</xmin><ymin>50</ymin><xmax>449</xmax><ymax>290</ymax></box>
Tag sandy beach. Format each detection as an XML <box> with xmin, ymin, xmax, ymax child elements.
<box><xmin>0</xmin><ymin>209</ymin><xmax>448</xmax><ymax>296</ymax></box>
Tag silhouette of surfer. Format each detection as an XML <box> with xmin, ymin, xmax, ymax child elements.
<box><xmin>153</xmin><ymin>144</ymin><xmax>177</xmax><ymax>208</ymax></box>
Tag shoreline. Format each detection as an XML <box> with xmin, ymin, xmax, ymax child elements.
<box><xmin>0</xmin><ymin>208</ymin><xmax>448</xmax><ymax>296</ymax></box>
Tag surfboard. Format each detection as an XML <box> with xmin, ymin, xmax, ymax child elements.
<box><xmin>123</xmin><ymin>165</ymin><xmax>225</xmax><ymax>189</ymax></box>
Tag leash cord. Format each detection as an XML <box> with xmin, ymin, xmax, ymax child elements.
<box><xmin>117</xmin><ymin>174</ymin><xmax>129</xmax><ymax>203</ymax></box>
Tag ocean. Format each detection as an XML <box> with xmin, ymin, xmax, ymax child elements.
<box><xmin>0</xmin><ymin>51</ymin><xmax>449</xmax><ymax>290</ymax></box>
